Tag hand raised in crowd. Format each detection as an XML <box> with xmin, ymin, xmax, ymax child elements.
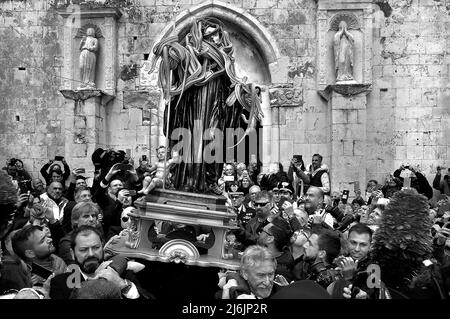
<box><xmin>221</xmin><ymin>278</ymin><xmax>238</xmax><ymax>299</ymax></box>
<box><xmin>335</xmin><ymin>256</ymin><xmax>358</xmax><ymax>281</ymax></box>
<box><xmin>16</xmin><ymin>192</ymin><xmax>32</xmax><ymax>208</ymax></box>
<box><xmin>106</xmin><ymin>163</ymin><xmax>121</xmax><ymax>180</ymax></box>
<box><xmin>343</xmin><ymin>284</ymin><xmax>368</xmax><ymax>299</ymax></box>
<box><xmin>281</xmin><ymin>201</ymin><xmax>294</xmax><ymax>218</ymax></box>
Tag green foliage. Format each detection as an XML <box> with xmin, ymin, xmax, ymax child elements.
<box><xmin>371</xmin><ymin>189</ymin><xmax>433</xmax><ymax>288</ymax></box>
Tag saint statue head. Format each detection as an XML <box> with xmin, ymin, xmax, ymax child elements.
<box><xmin>338</xmin><ymin>21</ymin><xmax>348</xmax><ymax>31</ymax></box>
<box><xmin>86</xmin><ymin>28</ymin><xmax>95</xmax><ymax>37</ymax></box>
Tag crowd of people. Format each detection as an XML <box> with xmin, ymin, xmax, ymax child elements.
<box><xmin>0</xmin><ymin>148</ymin><xmax>449</xmax><ymax>299</ymax></box>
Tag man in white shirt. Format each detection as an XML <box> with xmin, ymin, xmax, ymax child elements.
<box><xmin>40</xmin><ymin>182</ymin><xmax>68</xmax><ymax>222</ymax></box>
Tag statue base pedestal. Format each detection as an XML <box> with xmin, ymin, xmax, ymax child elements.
<box><xmin>318</xmin><ymin>83</ymin><xmax>371</xmax><ymax>101</ymax></box>
<box><xmin>325</xmin><ymin>83</ymin><xmax>371</xmax><ymax>198</ymax></box>
<box><xmin>60</xmin><ymin>89</ymin><xmax>114</xmax><ymax>175</ymax></box>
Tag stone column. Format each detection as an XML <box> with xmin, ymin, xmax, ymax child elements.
<box><xmin>326</xmin><ymin>85</ymin><xmax>371</xmax><ymax>193</ymax></box>
<box><xmin>60</xmin><ymin>90</ymin><xmax>113</xmax><ymax>174</ymax></box>
<box><xmin>316</xmin><ymin>0</ymin><xmax>376</xmax><ymax>195</ymax></box>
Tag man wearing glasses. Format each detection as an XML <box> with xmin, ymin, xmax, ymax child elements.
<box><xmin>236</xmin><ymin>191</ymin><xmax>274</xmax><ymax>247</ymax></box>
<box><xmin>257</xmin><ymin>217</ymin><xmax>294</xmax><ymax>282</ymax></box>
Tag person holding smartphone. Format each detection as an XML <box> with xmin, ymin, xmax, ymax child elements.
<box><xmin>40</xmin><ymin>156</ymin><xmax>71</xmax><ymax>187</ymax></box>
<box><xmin>291</xmin><ymin>154</ymin><xmax>330</xmax><ymax>203</ymax></box>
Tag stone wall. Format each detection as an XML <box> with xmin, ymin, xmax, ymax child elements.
<box><xmin>368</xmin><ymin>0</ymin><xmax>450</xmax><ymax>185</ymax></box>
<box><xmin>0</xmin><ymin>0</ymin><xmax>449</xmax><ymax>192</ymax></box>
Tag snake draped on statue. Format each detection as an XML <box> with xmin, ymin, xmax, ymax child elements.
<box><xmin>149</xmin><ymin>18</ymin><xmax>263</xmax><ymax>193</ymax></box>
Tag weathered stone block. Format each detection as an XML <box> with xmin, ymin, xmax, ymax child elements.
<box><xmin>406</xmin><ymin>145</ymin><xmax>423</xmax><ymax>160</ymax></box>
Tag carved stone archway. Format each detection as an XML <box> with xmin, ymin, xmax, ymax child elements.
<box><xmin>148</xmin><ymin>0</ymin><xmax>283</xmax><ymax>169</ymax></box>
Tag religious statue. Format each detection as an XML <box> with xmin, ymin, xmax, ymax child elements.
<box><xmin>78</xmin><ymin>27</ymin><xmax>98</xmax><ymax>89</ymax></box>
<box><xmin>149</xmin><ymin>18</ymin><xmax>263</xmax><ymax>193</ymax></box>
<box><xmin>333</xmin><ymin>21</ymin><xmax>355</xmax><ymax>83</ymax></box>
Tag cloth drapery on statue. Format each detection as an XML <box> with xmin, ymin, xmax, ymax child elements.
<box><xmin>333</xmin><ymin>21</ymin><xmax>354</xmax><ymax>82</ymax></box>
<box><xmin>149</xmin><ymin>18</ymin><xmax>263</xmax><ymax>193</ymax></box>
<box><xmin>79</xmin><ymin>28</ymin><xmax>98</xmax><ymax>89</ymax></box>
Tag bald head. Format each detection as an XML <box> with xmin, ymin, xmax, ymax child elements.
<box><xmin>47</xmin><ymin>182</ymin><xmax>63</xmax><ymax>200</ymax></box>
<box><xmin>304</xmin><ymin>186</ymin><xmax>324</xmax><ymax>213</ymax></box>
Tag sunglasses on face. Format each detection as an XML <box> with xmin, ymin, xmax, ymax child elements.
<box><xmin>121</xmin><ymin>216</ymin><xmax>129</xmax><ymax>222</ymax></box>
<box><xmin>254</xmin><ymin>201</ymin><xmax>270</xmax><ymax>208</ymax></box>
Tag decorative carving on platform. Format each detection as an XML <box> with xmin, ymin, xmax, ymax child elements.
<box><xmin>159</xmin><ymin>239</ymin><xmax>200</xmax><ymax>264</ymax></box>
<box><xmin>125</xmin><ymin>215</ymin><xmax>140</xmax><ymax>249</ymax></box>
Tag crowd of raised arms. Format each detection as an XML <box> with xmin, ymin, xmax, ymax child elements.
<box><xmin>0</xmin><ymin>148</ymin><xmax>449</xmax><ymax>299</ymax></box>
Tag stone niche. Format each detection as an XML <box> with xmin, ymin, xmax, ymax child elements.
<box><xmin>317</xmin><ymin>1</ymin><xmax>374</xmax><ymax>91</ymax></box>
<box><xmin>58</xmin><ymin>7</ymin><xmax>122</xmax><ymax>96</ymax></box>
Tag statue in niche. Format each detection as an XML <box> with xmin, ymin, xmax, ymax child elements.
<box><xmin>78</xmin><ymin>27</ymin><xmax>98</xmax><ymax>89</ymax></box>
<box><xmin>333</xmin><ymin>21</ymin><xmax>355</xmax><ymax>83</ymax></box>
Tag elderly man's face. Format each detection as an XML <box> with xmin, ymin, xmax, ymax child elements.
<box><xmin>242</xmin><ymin>260</ymin><xmax>275</xmax><ymax>299</ymax></box>
<box><xmin>77</xmin><ymin>211</ymin><xmax>98</xmax><ymax>228</ymax></box>
<box><xmin>249</xmin><ymin>187</ymin><xmax>261</xmax><ymax>203</ymax></box>
<box><xmin>32</xmin><ymin>179</ymin><xmax>44</xmax><ymax>192</ymax></box>
<box><xmin>304</xmin><ymin>187</ymin><xmax>323</xmax><ymax>212</ymax></box>
<box><xmin>77</xmin><ymin>190</ymin><xmax>92</xmax><ymax>203</ymax></box>
<box><xmin>47</xmin><ymin>183</ymin><xmax>63</xmax><ymax>200</ymax></box>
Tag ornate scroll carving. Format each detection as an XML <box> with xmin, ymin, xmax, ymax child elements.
<box><xmin>329</xmin><ymin>12</ymin><xmax>360</xmax><ymax>31</ymax></box>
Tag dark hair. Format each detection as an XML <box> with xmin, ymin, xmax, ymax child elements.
<box><xmin>368</xmin><ymin>179</ymin><xmax>378</xmax><ymax>185</ymax></box>
<box><xmin>348</xmin><ymin>223</ymin><xmax>373</xmax><ymax>241</ymax></box>
<box><xmin>70</xmin><ymin>225</ymin><xmax>103</xmax><ymax>250</ymax></box>
<box><xmin>312</xmin><ymin>154</ymin><xmax>323</xmax><ymax>161</ymax></box>
<box><xmin>312</xmin><ymin>226</ymin><xmax>341</xmax><ymax>264</ymax></box>
<box><xmin>51</xmin><ymin>169</ymin><xmax>63</xmax><ymax>176</ymax></box>
<box><xmin>70</xmin><ymin>279</ymin><xmax>122</xmax><ymax>299</ymax></box>
<box><xmin>268</xmin><ymin>217</ymin><xmax>292</xmax><ymax>252</ymax></box>
<box><xmin>11</xmin><ymin>225</ymin><xmax>43</xmax><ymax>261</ymax></box>
<box><xmin>351</xmin><ymin>197</ymin><xmax>365</xmax><ymax>207</ymax></box>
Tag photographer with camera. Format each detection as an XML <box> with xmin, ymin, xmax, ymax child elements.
<box><xmin>4</xmin><ymin>158</ymin><xmax>32</xmax><ymax>194</ymax></box>
<box><xmin>393</xmin><ymin>164</ymin><xmax>433</xmax><ymax>199</ymax></box>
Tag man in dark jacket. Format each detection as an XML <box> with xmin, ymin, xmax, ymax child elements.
<box><xmin>50</xmin><ymin>226</ymin><xmax>151</xmax><ymax>299</ymax></box>
<box><xmin>433</xmin><ymin>166</ymin><xmax>450</xmax><ymax>196</ymax></box>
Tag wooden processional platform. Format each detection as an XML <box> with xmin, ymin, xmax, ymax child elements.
<box><xmin>104</xmin><ymin>189</ymin><xmax>241</xmax><ymax>270</ymax></box>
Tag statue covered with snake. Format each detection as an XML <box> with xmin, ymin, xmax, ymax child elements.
<box><xmin>148</xmin><ymin>17</ymin><xmax>263</xmax><ymax>193</ymax></box>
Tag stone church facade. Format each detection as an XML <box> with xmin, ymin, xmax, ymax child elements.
<box><xmin>0</xmin><ymin>0</ymin><xmax>449</xmax><ymax>194</ymax></box>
